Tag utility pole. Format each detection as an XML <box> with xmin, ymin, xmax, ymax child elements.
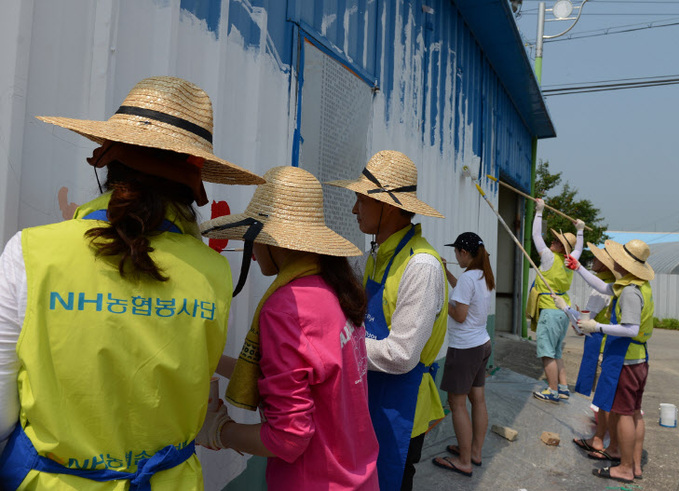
<box><xmin>521</xmin><ymin>0</ymin><xmax>588</xmax><ymax>338</ymax></box>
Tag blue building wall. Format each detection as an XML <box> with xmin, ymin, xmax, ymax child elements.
<box><xmin>203</xmin><ymin>0</ymin><xmax>540</xmax><ymax>191</ymax></box>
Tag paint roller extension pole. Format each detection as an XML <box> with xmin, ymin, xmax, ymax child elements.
<box><xmin>463</xmin><ymin>167</ymin><xmax>555</xmax><ymax>294</ymax></box>
<box><xmin>486</xmin><ymin>174</ymin><xmax>593</xmax><ymax>231</ymax></box>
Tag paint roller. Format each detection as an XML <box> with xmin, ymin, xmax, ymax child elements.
<box><xmin>461</xmin><ymin>164</ymin><xmax>555</xmax><ymax>294</ymax></box>
<box><xmin>485</xmin><ymin>174</ymin><xmax>593</xmax><ymax>231</ymax></box>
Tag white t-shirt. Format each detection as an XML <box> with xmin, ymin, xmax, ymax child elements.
<box><xmin>448</xmin><ymin>269</ymin><xmax>491</xmax><ymax>349</ymax></box>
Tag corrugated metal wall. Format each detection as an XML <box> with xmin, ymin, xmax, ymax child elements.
<box><xmin>1</xmin><ymin>0</ymin><xmax>543</xmax><ymax>488</ymax></box>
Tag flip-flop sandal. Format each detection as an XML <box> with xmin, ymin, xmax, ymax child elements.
<box><xmin>432</xmin><ymin>457</ymin><xmax>473</xmax><ymax>477</ymax></box>
<box><xmin>573</xmin><ymin>438</ymin><xmax>598</xmax><ymax>452</ymax></box>
<box><xmin>610</xmin><ymin>462</ymin><xmax>642</xmax><ymax>479</ymax></box>
<box><xmin>587</xmin><ymin>449</ymin><xmax>621</xmax><ymax>462</ymax></box>
<box><xmin>592</xmin><ymin>466</ymin><xmax>634</xmax><ymax>484</ymax></box>
<box><xmin>446</xmin><ymin>445</ymin><xmax>482</xmax><ymax>466</ymax></box>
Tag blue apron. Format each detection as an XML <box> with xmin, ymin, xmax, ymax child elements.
<box><xmin>591</xmin><ymin>299</ymin><xmax>648</xmax><ymax>412</ymax></box>
<box><xmin>575</xmin><ymin>332</ymin><xmax>604</xmax><ymax>396</ymax></box>
<box><xmin>0</xmin><ymin>210</ymin><xmax>192</xmax><ymax>490</ymax></box>
<box><xmin>365</xmin><ymin>226</ymin><xmax>432</xmax><ymax>491</ymax></box>
<box><xmin>0</xmin><ymin>425</ymin><xmax>195</xmax><ymax>491</ymax></box>
<box><xmin>82</xmin><ymin>209</ymin><xmax>182</xmax><ymax>234</ymax></box>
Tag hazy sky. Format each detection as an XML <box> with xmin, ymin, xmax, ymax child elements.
<box><xmin>514</xmin><ymin>0</ymin><xmax>679</xmax><ymax>234</ymax></box>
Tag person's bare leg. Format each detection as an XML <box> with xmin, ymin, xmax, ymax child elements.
<box><xmin>468</xmin><ymin>386</ymin><xmax>487</xmax><ymax>464</ymax></box>
<box><xmin>633</xmin><ymin>410</ymin><xmax>644</xmax><ymax>477</ymax></box>
<box><xmin>542</xmin><ymin>357</ymin><xmax>558</xmax><ymax>390</ymax></box>
<box><xmin>604</xmin><ymin>413</ymin><xmax>634</xmax><ymax>481</ymax></box>
<box><xmin>556</xmin><ymin>358</ymin><xmax>567</xmax><ymax>386</ymax></box>
<box><xmin>577</xmin><ymin>410</ymin><xmax>607</xmax><ymax>451</ymax></box>
<box><xmin>446</xmin><ymin>393</ymin><xmax>474</xmax><ymax>473</ymax></box>
<box><xmin>605</xmin><ymin>412</ymin><xmax>621</xmax><ymax>458</ymax></box>
<box><xmin>591</xmin><ymin>410</ymin><xmax>608</xmax><ymax>450</ymax></box>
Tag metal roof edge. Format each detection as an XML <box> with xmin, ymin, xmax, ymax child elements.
<box><xmin>453</xmin><ymin>0</ymin><xmax>556</xmax><ymax>139</ymax></box>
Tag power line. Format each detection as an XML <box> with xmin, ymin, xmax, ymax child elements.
<box><xmin>542</xmin><ymin>74</ymin><xmax>679</xmax><ymax>89</ymax></box>
<box><xmin>544</xmin><ymin>18</ymin><xmax>679</xmax><ymax>41</ymax></box>
<box><xmin>517</xmin><ymin>16</ymin><xmax>679</xmax><ymax>44</ymax></box>
<box><xmin>542</xmin><ymin>75</ymin><xmax>679</xmax><ymax>95</ymax></box>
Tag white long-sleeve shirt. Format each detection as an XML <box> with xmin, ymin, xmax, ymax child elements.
<box><xmin>532</xmin><ymin>212</ymin><xmax>583</xmax><ymax>271</ymax></box>
<box><xmin>0</xmin><ymin>232</ymin><xmax>25</xmax><ymax>454</ymax></box>
<box><xmin>572</xmin><ymin>266</ymin><xmax>642</xmax><ymax>338</ymax></box>
<box><xmin>364</xmin><ymin>253</ymin><xmax>445</xmax><ymax>374</ymax></box>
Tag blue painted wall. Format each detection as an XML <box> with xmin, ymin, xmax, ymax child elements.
<box><xmin>202</xmin><ymin>0</ymin><xmax>541</xmax><ymax>191</ymax></box>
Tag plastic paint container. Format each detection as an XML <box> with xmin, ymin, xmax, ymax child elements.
<box><xmin>659</xmin><ymin>403</ymin><xmax>677</xmax><ymax>428</ymax></box>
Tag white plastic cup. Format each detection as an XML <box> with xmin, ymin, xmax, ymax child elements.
<box><xmin>659</xmin><ymin>403</ymin><xmax>677</xmax><ymax>428</ymax></box>
<box><xmin>208</xmin><ymin>377</ymin><xmax>220</xmax><ymax>411</ymax></box>
<box><xmin>580</xmin><ymin>310</ymin><xmax>591</xmax><ymax>321</ymax></box>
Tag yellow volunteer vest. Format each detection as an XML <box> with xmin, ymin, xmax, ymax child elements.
<box><xmin>16</xmin><ymin>196</ymin><xmax>231</xmax><ymax>490</ymax></box>
<box><xmin>364</xmin><ymin>224</ymin><xmax>448</xmax><ymax>437</ymax></box>
<box><xmin>534</xmin><ymin>252</ymin><xmax>573</xmax><ymax>310</ymax></box>
<box><xmin>612</xmin><ymin>276</ymin><xmax>654</xmax><ymax>361</ymax></box>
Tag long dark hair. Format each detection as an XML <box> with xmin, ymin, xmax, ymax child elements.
<box><xmin>318</xmin><ymin>255</ymin><xmax>367</xmax><ymax>326</ymax></box>
<box><xmin>463</xmin><ymin>245</ymin><xmax>495</xmax><ymax>291</ymax></box>
<box><xmin>85</xmin><ymin>161</ymin><xmax>196</xmax><ymax>281</ymax></box>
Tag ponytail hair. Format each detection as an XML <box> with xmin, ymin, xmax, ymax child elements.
<box><xmin>464</xmin><ymin>245</ymin><xmax>495</xmax><ymax>291</ymax></box>
<box><xmin>318</xmin><ymin>255</ymin><xmax>367</xmax><ymax>326</ymax></box>
<box><xmin>85</xmin><ymin>161</ymin><xmax>196</xmax><ymax>281</ymax></box>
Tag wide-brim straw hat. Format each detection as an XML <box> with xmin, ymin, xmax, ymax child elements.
<box><xmin>606</xmin><ymin>239</ymin><xmax>655</xmax><ymax>281</ymax></box>
<box><xmin>37</xmin><ymin>76</ymin><xmax>263</xmax><ymax>186</ymax></box>
<box><xmin>588</xmin><ymin>241</ymin><xmax>619</xmax><ymax>278</ymax></box>
<box><xmin>325</xmin><ymin>150</ymin><xmax>444</xmax><ymax>218</ymax></box>
<box><xmin>551</xmin><ymin>229</ymin><xmax>576</xmax><ymax>255</ymax></box>
<box><xmin>201</xmin><ymin>166</ymin><xmax>362</xmax><ymax>257</ymax></box>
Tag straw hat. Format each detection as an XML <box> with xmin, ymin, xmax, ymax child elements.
<box><xmin>588</xmin><ymin>241</ymin><xmax>619</xmax><ymax>277</ymax></box>
<box><xmin>550</xmin><ymin>229</ymin><xmax>576</xmax><ymax>255</ymax></box>
<box><xmin>201</xmin><ymin>166</ymin><xmax>362</xmax><ymax>257</ymax></box>
<box><xmin>605</xmin><ymin>239</ymin><xmax>655</xmax><ymax>281</ymax></box>
<box><xmin>37</xmin><ymin>76</ymin><xmax>263</xmax><ymax>186</ymax></box>
<box><xmin>325</xmin><ymin>150</ymin><xmax>444</xmax><ymax>218</ymax></box>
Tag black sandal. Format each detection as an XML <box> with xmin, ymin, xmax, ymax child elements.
<box><xmin>592</xmin><ymin>466</ymin><xmax>634</xmax><ymax>484</ymax></box>
<box><xmin>432</xmin><ymin>457</ymin><xmax>473</xmax><ymax>477</ymax></box>
<box><xmin>446</xmin><ymin>445</ymin><xmax>482</xmax><ymax>466</ymax></box>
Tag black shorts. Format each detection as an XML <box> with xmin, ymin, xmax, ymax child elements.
<box><xmin>440</xmin><ymin>341</ymin><xmax>492</xmax><ymax>394</ymax></box>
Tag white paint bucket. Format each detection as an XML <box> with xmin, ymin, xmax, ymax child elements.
<box><xmin>659</xmin><ymin>403</ymin><xmax>677</xmax><ymax>427</ymax></box>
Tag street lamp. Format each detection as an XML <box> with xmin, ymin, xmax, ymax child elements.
<box><xmin>521</xmin><ymin>0</ymin><xmax>588</xmax><ymax>338</ymax></box>
<box><xmin>535</xmin><ymin>0</ymin><xmax>589</xmax><ymax>84</ymax></box>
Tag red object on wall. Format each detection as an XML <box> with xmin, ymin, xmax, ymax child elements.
<box><xmin>209</xmin><ymin>200</ymin><xmax>230</xmax><ymax>253</ymax></box>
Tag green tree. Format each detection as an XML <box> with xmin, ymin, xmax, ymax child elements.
<box><xmin>531</xmin><ymin>160</ymin><xmax>608</xmax><ymax>266</ymax></box>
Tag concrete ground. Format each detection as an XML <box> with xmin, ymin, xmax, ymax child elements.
<box><xmin>414</xmin><ymin>328</ymin><xmax>679</xmax><ymax>490</ymax></box>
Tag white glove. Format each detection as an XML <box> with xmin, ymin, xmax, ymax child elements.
<box><xmin>552</xmin><ymin>295</ymin><xmax>568</xmax><ymax>312</ymax></box>
<box><xmin>575</xmin><ymin>219</ymin><xmax>585</xmax><ymax>232</ymax></box>
<box><xmin>578</xmin><ymin>318</ymin><xmax>599</xmax><ymax>334</ymax></box>
<box><xmin>535</xmin><ymin>198</ymin><xmax>545</xmax><ymax>214</ymax></box>
<box><xmin>196</xmin><ymin>403</ymin><xmax>232</xmax><ymax>450</ymax></box>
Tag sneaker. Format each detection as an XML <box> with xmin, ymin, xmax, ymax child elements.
<box><xmin>533</xmin><ymin>388</ymin><xmax>560</xmax><ymax>404</ymax></box>
<box><xmin>558</xmin><ymin>388</ymin><xmax>570</xmax><ymax>400</ymax></box>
